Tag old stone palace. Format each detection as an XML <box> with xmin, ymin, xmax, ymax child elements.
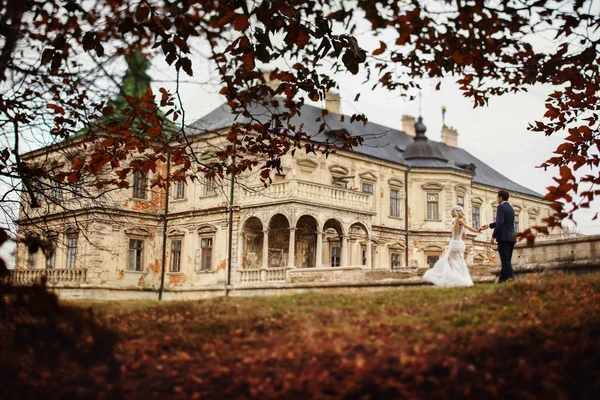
<box><xmin>14</xmin><ymin>94</ymin><xmax>554</xmax><ymax>297</ymax></box>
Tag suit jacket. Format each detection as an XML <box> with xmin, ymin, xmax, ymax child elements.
<box><xmin>490</xmin><ymin>202</ymin><xmax>516</xmax><ymax>243</ymax></box>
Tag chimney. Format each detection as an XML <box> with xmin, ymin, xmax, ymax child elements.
<box><xmin>441</xmin><ymin>125</ymin><xmax>458</xmax><ymax>147</ymax></box>
<box><xmin>325</xmin><ymin>91</ymin><xmax>341</xmax><ymax>114</ymax></box>
<box><xmin>402</xmin><ymin>115</ymin><xmax>416</xmax><ymax>136</ymax></box>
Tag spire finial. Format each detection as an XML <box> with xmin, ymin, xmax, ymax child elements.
<box><xmin>442</xmin><ymin>105</ymin><xmax>447</xmax><ymax>126</ymax></box>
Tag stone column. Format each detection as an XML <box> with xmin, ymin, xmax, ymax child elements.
<box><xmin>287</xmin><ymin>228</ymin><xmax>296</xmax><ymax>268</ymax></box>
<box><xmin>366</xmin><ymin>237</ymin><xmax>372</xmax><ymax>269</ymax></box>
<box><xmin>262</xmin><ymin>229</ymin><xmax>269</xmax><ymax>269</ymax></box>
<box><xmin>340</xmin><ymin>235</ymin><xmax>348</xmax><ymax>267</ymax></box>
<box><xmin>315</xmin><ymin>230</ymin><xmax>323</xmax><ymax>268</ymax></box>
<box><xmin>236</xmin><ymin>232</ymin><xmax>245</xmax><ymax>268</ymax></box>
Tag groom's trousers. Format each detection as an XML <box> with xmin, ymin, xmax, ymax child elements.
<box><xmin>497</xmin><ymin>241</ymin><xmax>515</xmax><ymax>282</ymax></box>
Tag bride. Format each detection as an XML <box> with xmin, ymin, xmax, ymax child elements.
<box><xmin>423</xmin><ymin>205</ymin><xmax>479</xmax><ymax>288</ymax></box>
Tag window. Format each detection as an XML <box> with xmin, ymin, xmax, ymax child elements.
<box><xmin>66</xmin><ymin>236</ymin><xmax>78</xmax><ymax>269</ymax></box>
<box><xmin>46</xmin><ymin>238</ymin><xmax>57</xmax><ymax>269</ymax></box>
<box><xmin>427</xmin><ymin>255</ymin><xmax>439</xmax><ymax>268</ymax></box>
<box><xmin>274</xmin><ymin>173</ymin><xmax>286</xmax><ymax>182</ymax></box>
<box><xmin>456</xmin><ymin>195</ymin><xmax>464</xmax><ymax>207</ymax></box>
<box><xmin>390</xmin><ymin>189</ymin><xmax>400</xmax><ymax>217</ymax></box>
<box><xmin>170</xmin><ymin>240</ymin><xmax>182</xmax><ymax>272</ymax></box>
<box><xmin>362</xmin><ymin>183</ymin><xmax>373</xmax><ymax>194</ymax></box>
<box><xmin>203</xmin><ymin>178</ymin><xmax>216</xmax><ymax>196</ymax></box>
<box><xmin>333</xmin><ymin>177</ymin><xmax>347</xmax><ymax>189</ymax></box>
<box><xmin>362</xmin><ymin>248</ymin><xmax>367</xmax><ymax>265</ymax></box>
<box><xmin>28</xmin><ymin>251</ymin><xmax>37</xmax><ymax>270</ymax></box>
<box><xmin>427</xmin><ymin>193</ymin><xmax>439</xmax><ymax>220</ymax></box>
<box><xmin>128</xmin><ymin>239</ymin><xmax>144</xmax><ymax>271</ymax></box>
<box><xmin>514</xmin><ymin>215</ymin><xmax>520</xmax><ymax>232</ymax></box>
<box><xmin>132</xmin><ymin>171</ymin><xmax>148</xmax><ymax>199</ymax></box>
<box><xmin>50</xmin><ymin>181</ymin><xmax>62</xmax><ymax>202</ymax></box>
<box><xmin>391</xmin><ymin>253</ymin><xmax>401</xmax><ymax>269</ymax></box>
<box><xmin>331</xmin><ymin>246</ymin><xmax>341</xmax><ymax>267</ymax></box>
<box><xmin>174</xmin><ymin>180</ymin><xmax>185</xmax><ymax>199</ymax></box>
<box><xmin>197</xmin><ymin>237</ymin><xmax>213</xmax><ymax>271</ymax></box>
<box><xmin>472</xmin><ymin>206</ymin><xmax>480</xmax><ymax>230</ymax></box>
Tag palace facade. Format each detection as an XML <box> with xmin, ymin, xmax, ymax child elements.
<box><xmin>13</xmin><ymin>96</ymin><xmax>554</xmax><ymax>292</ymax></box>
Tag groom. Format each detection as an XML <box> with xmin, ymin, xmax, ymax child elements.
<box><xmin>480</xmin><ymin>190</ymin><xmax>516</xmax><ymax>283</ymax></box>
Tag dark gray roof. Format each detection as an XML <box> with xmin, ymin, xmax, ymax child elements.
<box><xmin>188</xmin><ymin>102</ymin><xmax>543</xmax><ymax>199</ymax></box>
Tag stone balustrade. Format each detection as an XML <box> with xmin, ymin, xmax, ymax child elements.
<box><xmin>240</xmin><ymin>179</ymin><xmax>372</xmax><ymax>212</ymax></box>
<box><xmin>492</xmin><ymin>234</ymin><xmax>600</xmax><ymax>277</ymax></box>
<box><xmin>9</xmin><ymin>268</ymin><xmax>88</xmax><ymax>285</ymax></box>
<box><xmin>236</xmin><ymin>267</ymin><xmax>288</xmax><ymax>284</ymax></box>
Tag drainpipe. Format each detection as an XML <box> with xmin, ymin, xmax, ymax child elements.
<box><xmin>404</xmin><ymin>167</ymin><xmax>410</xmax><ymax>267</ymax></box>
<box><xmin>225</xmin><ymin>170</ymin><xmax>235</xmax><ymax>296</ymax></box>
<box><xmin>158</xmin><ymin>153</ymin><xmax>171</xmax><ymax>301</ymax></box>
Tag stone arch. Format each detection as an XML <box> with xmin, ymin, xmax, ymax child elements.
<box><xmin>238</xmin><ymin>214</ymin><xmax>264</xmax><ymax>234</ymax></box>
<box><xmin>242</xmin><ymin>217</ymin><xmax>264</xmax><ymax>269</ymax></box>
<box><xmin>268</xmin><ymin>213</ymin><xmax>290</xmax><ymax>267</ymax></box>
<box><xmin>348</xmin><ymin>222</ymin><xmax>370</xmax><ymax>267</ymax></box>
<box><xmin>291</xmin><ymin>212</ymin><xmax>321</xmax><ymax>231</ymax></box>
<box><xmin>323</xmin><ymin>218</ymin><xmax>345</xmax><ymax>267</ymax></box>
<box><xmin>295</xmin><ymin>215</ymin><xmax>319</xmax><ymax>268</ymax></box>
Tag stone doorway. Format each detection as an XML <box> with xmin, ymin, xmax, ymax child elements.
<box><xmin>268</xmin><ymin>214</ymin><xmax>290</xmax><ymax>267</ymax></box>
<box><xmin>295</xmin><ymin>215</ymin><xmax>318</xmax><ymax>268</ymax></box>
<box><xmin>242</xmin><ymin>217</ymin><xmax>263</xmax><ymax>269</ymax></box>
<box><xmin>323</xmin><ymin>219</ymin><xmax>344</xmax><ymax>267</ymax></box>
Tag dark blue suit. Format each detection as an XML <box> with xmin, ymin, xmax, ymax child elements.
<box><xmin>489</xmin><ymin>202</ymin><xmax>516</xmax><ymax>282</ymax></box>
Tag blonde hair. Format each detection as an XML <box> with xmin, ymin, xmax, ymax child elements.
<box><xmin>452</xmin><ymin>205</ymin><xmax>466</xmax><ymax>221</ymax></box>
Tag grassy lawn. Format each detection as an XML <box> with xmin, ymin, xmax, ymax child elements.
<box><xmin>2</xmin><ymin>273</ymin><xmax>599</xmax><ymax>399</ymax></box>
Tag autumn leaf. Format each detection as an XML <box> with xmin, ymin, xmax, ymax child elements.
<box><xmin>372</xmin><ymin>41</ymin><xmax>386</xmax><ymax>56</ymax></box>
<box><xmin>135</xmin><ymin>6</ymin><xmax>150</xmax><ymax>22</ymax></box>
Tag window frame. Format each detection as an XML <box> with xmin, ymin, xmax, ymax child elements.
<box><xmin>50</xmin><ymin>180</ymin><xmax>63</xmax><ymax>202</ymax></box>
<box><xmin>66</xmin><ymin>235</ymin><xmax>78</xmax><ymax>269</ymax></box>
<box><xmin>456</xmin><ymin>195</ymin><xmax>464</xmax><ymax>207</ymax></box>
<box><xmin>390</xmin><ymin>188</ymin><xmax>401</xmax><ymax>217</ymax></box>
<box><xmin>173</xmin><ymin>180</ymin><xmax>185</xmax><ymax>200</ymax></box>
<box><xmin>330</xmin><ymin>246</ymin><xmax>341</xmax><ymax>267</ymax></box>
<box><xmin>472</xmin><ymin>206</ymin><xmax>481</xmax><ymax>230</ymax></box>
<box><xmin>362</xmin><ymin>182</ymin><xmax>374</xmax><ymax>194</ymax></box>
<box><xmin>196</xmin><ymin>236</ymin><xmax>214</xmax><ymax>272</ymax></box>
<box><xmin>170</xmin><ymin>239</ymin><xmax>183</xmax><ymax>272</ymax></box>
<box><xmin>132</xmin><ymin>171</ymin><xmax>149</xmax><ymax>200</ymax></box>
<box><xmin>426</xmin><ymin>193</ymin><xmax>440</xmax><ymax>220</ymax></box>
<box><xmin>46</xmin><ymin>237</ymin><xmax>57</xmax><ymax>269</ymax></box>
<box><xmin>390</xmin><ymin>252</ymin><xmax>401</xmax><ymax>269</ymax></box>
<box><xmin>202</xmin><ymin>177</ymin><xmax>216</xmax><ymax>196</ymax></box>
<box><xmin>426</xmin><ymin>255</ymin><xmax>439</xmax><ymax>268</ymax></box>
<box><xmin>127</xmin><ymin>238</ymin><xmax>144</xmax><ymax>272</ymax></box>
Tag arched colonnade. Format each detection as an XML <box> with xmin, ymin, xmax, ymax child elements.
<box><xmin>238</xmin><ymin>213</ymin><xmax>372</xmax><ymax>269</ymax></box>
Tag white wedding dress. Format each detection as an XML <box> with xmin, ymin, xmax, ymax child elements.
<box><xmin>422</xmin><ymin>222</ymin><xmax>474</xmax><ymax>288</ymax></box>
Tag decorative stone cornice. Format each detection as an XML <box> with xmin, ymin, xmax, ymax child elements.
<box><xmin>388</xmin><ymin>178</ymin><xmax>404</xmax><ymax>188</ymax></box>
<box><xmin>421</xmin><ymin>182</ymin><xmax>444</xmax><ymax>191</ymax></box>
<box><xmin>359</xmin><ymin>171</ymin><xmax>378</xmax><ymax>182</ymax></box>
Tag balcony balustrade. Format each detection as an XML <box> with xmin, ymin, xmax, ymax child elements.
<box><xmin>9</xmin><ymin>268</ymin><xmax>88</xmax><ymax>285</ymax></box>
<box><xmin>240</xmin><ymin>179</ymin><xmax>372</xmax><ymax>212</ymax></box>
